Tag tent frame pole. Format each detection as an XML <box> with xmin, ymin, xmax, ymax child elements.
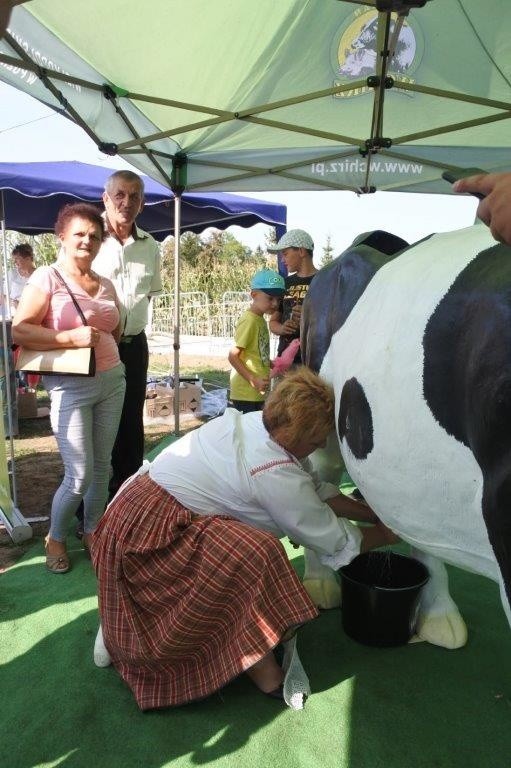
<box><xmin>172</xmin><ymin>192</ymin><xmax>181</xmax><ymax>436</ymax></box>
<box><xmin>0</xmin><ymin>191</ymin><xmax>32</xmax><ymax>543</ymax></box>
<box><xmin>2</xmin><ymin>4</ymin><xmax>510</xmax><ymax>194</ymax></box>
<box><xmin>170</xmin><ymin>153</ymin><xmax>187</xmax><ymax>436</ymax></box>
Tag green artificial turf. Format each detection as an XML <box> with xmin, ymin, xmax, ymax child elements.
<box><xmin>1</xmin><ymin>459</ymin><xmax>510</xmax><ymax>768</ymax></box>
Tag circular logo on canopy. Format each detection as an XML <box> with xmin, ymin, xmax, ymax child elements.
<box><xmin>331</xmin><ymin>9</ymin><xmax>423</xmax><ymax>96</ymax></box>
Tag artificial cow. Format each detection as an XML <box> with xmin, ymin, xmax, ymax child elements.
<box><xmin>301</xmin><ymin>225</ymin><xmax>511</xmax><ymax>650</ymax></box>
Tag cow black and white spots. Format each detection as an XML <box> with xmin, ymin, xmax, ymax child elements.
<box><xmin>302</xmin><ymin>225</ymin><xmax>511</xmax><ymax>647</ymax></box>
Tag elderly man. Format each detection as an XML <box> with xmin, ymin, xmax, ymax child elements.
<box><xmin>93</xmin><ymin>169</ymin><xmax>162</xmax><ymax>501</ymax></box>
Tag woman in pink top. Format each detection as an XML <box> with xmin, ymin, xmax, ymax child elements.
<box><xmin>13</xmin><ymin>203</ymin><xmax>126</xmax><ymax>574</ymax></box>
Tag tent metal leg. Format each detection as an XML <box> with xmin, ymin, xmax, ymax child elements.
<box><xmin>1</xmin><ymin>190</ymin><xmax>32</xmax><ymax>543</ymax></box>
<box><xmin>0</xmin><ymin>504</ymin><xmax>32</xmax><ymax>543</ymax></box>
<box><xmin>172</xmin><ymin>192</ymin><xmax>181</xmax><ymax>435</ymax></box>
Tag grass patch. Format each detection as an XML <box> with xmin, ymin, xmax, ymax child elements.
<box><xmin>143</xmin><ymin>426</ymin><xmax>174</xmax><ymax>455</ymax></box>
<box><xmin>148</xmin><ymin>354</ymin><xmax>230</xmax><ymax>390</ymax></box>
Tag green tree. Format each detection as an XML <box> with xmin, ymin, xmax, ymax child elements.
<box><xmin>264</xmin><ymin>226</ymin><xmax>278</xmax><ymax>252</ymax></box>
<box><xmin>33</xmin><ymin>233</ymin><xmax>59</xmax><ymax>265</ymax></box>
<box><xmin>157</xmin><ymin>229</ymin><xmax>272</xmax><ymax>302</ymax></box>
<box><xmin>320</xmin><ymin>234</ymin><xmax>334</xmax><ymax>267</ymax></box>
<box><xmin>219</xmin><ymin>231</ymin><xmax>251</xmax><ymax>264</ymax></box>
<box><xmin>180</xmin><ymin>232</ymin><xmax>203</xmax><ymax>267</ymax></box>
<box><xmin>160</xmin><ymin>232</ymin><xmax>205</xmax><ymax>292</ymax></box>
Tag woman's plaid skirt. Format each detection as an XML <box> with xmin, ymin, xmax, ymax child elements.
<box><xmin>92</xmin><ymin>473</ymin><xmax>318</xmax><ymax>709</ymax></box>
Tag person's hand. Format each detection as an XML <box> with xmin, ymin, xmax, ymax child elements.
<box><xmin>281</xmin><ymin>318</ymin><xmax>299</xmax><ymax>335</ymax></box>
<box><xmin>69</xmin><ymin>326</ymin><xmax>101</xmax><ymax>348</ymax></box>
<box><xmin>453</xmin><ymin>172</ymin><xmax>511</xmax><ymax>246</ymax></box>
<box><xmin>250</xmin><ymin>375</ymin><xmax>269</xmax><ymax>394</ymax></box>
<box><xmin>360</xmin><ymin>519</ymin><xmax>400</xmax><ymax>552</ymax></box>
<box><xmin>374</xmin><ymin>519</ymin><xmax>400</xmax><ymax>545</ymax></box>
<box><xmin>290</xmin><ymin>304</ymin><xmax>302</xmax><ymax>323</ymax></box>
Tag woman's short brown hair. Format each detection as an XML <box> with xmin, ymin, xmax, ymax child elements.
<box><xmin>263</xmin><ymin>366</ymin><xmax>335</xmax><ymax>446</ymax></box>
<box><xmin>54</xmin><ymin>203</ymin><xmax>106</xmax><ymax>240</ymax></box>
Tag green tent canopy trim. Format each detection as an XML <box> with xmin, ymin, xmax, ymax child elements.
<box><xmin>1</xmin><ymin>0</ymin><xmax>510</xmax><ymax>194</ymax></box>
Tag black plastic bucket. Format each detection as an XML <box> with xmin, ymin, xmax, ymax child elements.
<box><xmin>339</xmin><ymin>551</ymin><xmax>429</xmax><ymax>647</ymax></box>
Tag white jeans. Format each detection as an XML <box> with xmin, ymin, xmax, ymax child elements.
<box><xmin>44</xmin><ymin>363</ymin><xmax>126</xmax><ymax>540</ymax></box>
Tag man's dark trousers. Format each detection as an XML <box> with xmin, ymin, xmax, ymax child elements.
<box><xmin>109</xmin><ymin>331</ymin><xmax>149</xmax><ymax>500</ymax></box>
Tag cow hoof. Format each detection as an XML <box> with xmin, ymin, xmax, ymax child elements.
<box><xmin>415</xmin><ymin>612</ymin><xmax>468</xmax><ymax>649</ymax></box>
<box><xmin>302</xmin><ymin>578</ymin><xmax>341</xmax><ymax>609</ymax></box>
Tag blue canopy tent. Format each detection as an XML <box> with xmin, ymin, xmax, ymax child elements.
<box><xmin>0</xmin><ymin>160</ymin><xmax>287</xmax><ymax>240</ymax></box>
<box><xmin>0</xmin><ymin>160</ymin><xmax>287</xmax><ymax>542</ymax></box>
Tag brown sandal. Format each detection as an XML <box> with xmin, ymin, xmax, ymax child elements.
<box><xmin>45</xmin><ymin>536</ymin><xmax>70</xmax><ymax>574</ymax></box>
<box><xmin>45</xmin><ymin>553</ymin><xmax>70</xmax><ymax>574</ymax></box>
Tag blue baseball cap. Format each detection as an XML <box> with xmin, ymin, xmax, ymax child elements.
<box><xmin>250</xmin><ymin>269</ymin><xmax>286</xmax><ymax>296</ymax></box>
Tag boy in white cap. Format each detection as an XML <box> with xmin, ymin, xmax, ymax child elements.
<box><xmin>268</xmin><ymin>229</ymin><xmax>318</xmax><ymax>366</ymax></box>
<box><xmin>228</xmin><ymin>269</ymin><xmax>285</xmax><ymax>413</ymax></box>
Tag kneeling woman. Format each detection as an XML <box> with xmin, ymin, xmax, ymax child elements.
<box><xmin>92</xmin><ymin>367</ymin><xmax>395</xmax><ymax>710</ymax></box>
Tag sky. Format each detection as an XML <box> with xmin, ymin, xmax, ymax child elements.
<box><xmin>0</xmin><ymin>81</ymin><xmax>480</xmax><ymax>266</ymax></box>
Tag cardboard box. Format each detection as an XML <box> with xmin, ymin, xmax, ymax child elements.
<box><xmin>144</xmin><ymin>393</ymin><xmax>173</xmax><ymax>419</ymax></box>
<box><xmin>17</xmin><ymin>389</ymin><xmax>38</xmax><ymax>419</ymax></box>
<box><xmin>177</xmin><ymin>381</ymin><xmax>202</xmax><ymax>415</ymax></box>
<box><xmin>144</xmin><ymin>382</ymin><xmax>202</xmax><ymax>422</ymax></box>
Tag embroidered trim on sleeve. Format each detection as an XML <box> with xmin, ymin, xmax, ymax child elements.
<box><xmin>250</xmin><ymin>458</ymin><xmax>295</xmax><ymax>477</ymax></box>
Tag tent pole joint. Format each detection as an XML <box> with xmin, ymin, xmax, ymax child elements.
<box><xmin>367</xmin><ymin>75</ymin><xmax>394</xmax><ymax>90</ymax></box>
<box><xmin>171</xmin><ymin>153</ymin><xmax>188</xmax><ymax>196</ymax></box>
<box><xmin>103</xmin><ymin>84</ymin><xmax>117</xmax><ymax>102</ymax></box>
<box><xmin>103</xmin><ymin>83</ymin><xmax>129</xmax><ymax>99</ymax></box>
<box><xmin>376</xmin><ymin>0</ymin><xmax>431</xmax><ymax>11</ymax></box>
<box><xmin>97</xmin><ymin>142</ymin><xmax>119</xmax><ymax>156</ymax></box>
<box><xmin>365</xmin><ymin>137</ymin><xmax>392</xmax><ymax>150</ymax></box>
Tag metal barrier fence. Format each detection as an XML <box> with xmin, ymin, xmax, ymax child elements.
<box><xmin>150</xmin><ymin>291</ymin><xmax>251</xmax><ymax>339</ymax></box>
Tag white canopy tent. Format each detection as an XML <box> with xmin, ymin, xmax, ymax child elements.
<box><xmin>1</xmin><ymin>0</ymin><xmax>510</xmax><ymax>195</ymax></box>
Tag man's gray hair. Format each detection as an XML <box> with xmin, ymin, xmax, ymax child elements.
<box><xmin>104</xmin><ymin>170</ymin><xmax>145</xmax><ymax>195</ymax></box>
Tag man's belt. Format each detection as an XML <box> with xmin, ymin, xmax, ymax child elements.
<box><xmin>119</xmin><ymin>331</ymin><xmax>145</xmax><ymax>344</ymax></box>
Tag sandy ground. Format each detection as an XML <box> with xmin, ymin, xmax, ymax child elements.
<box><xmin>0</xmin><ymin>354</ymin><xmax>229</xmax><ymax>571</ymax></box>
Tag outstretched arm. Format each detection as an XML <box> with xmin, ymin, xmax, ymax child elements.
<box><xmin>228</xmin><ymin>345</ymin><xmax>269</xmax><ymax>394</ymax></box>
<box><xmin>326</xmin><ymin>492</ymin><xmax>399</xmax><ymax>549</ymax></box>
<box><xmin>453</xmin><ymin>172</ymin><xmax>511</xmax><ymax>246</ymax></box>
<box><xmin>326</xmin><ymin>492</ymin><xmax>378</xmax><ymax>523</ymax></box>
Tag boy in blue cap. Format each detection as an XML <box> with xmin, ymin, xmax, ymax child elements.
<box><xmin>228</xmin><ymin>269</ymin><xmax>285</xmax><ymax>413</ymax></box>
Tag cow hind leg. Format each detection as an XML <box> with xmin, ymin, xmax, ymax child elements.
<box><xmin>411</xmin><ymin>550</ymin><xmax>468</xmax><ymax>649</ymax></box>
<box><xmin>481</xmin><ymin>453</ymin><xmax>511</xmax><ymax>628</ymax></box>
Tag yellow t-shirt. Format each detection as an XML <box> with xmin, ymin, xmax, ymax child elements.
<box><xmin>230</xmin><ymin>310</ymin><xmax>270</xmax><ymax>403</ymax></box>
